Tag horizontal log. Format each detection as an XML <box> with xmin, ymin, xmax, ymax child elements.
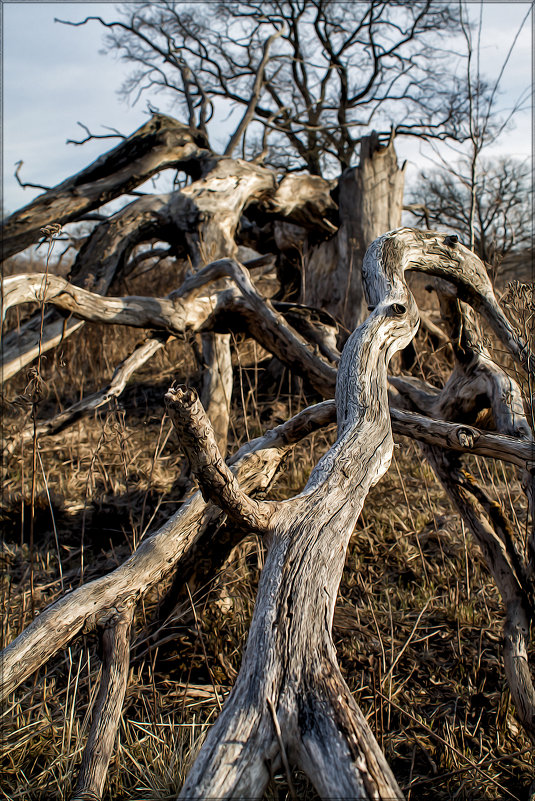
<box><xmin>4</xmin><ymin>273</ymin><xmax>532</xmax><ymax>474</ymax></box>
<box><xmin>2</xmin><ymin>260</ymin><xmax>337</xmax><ymax>397</ymax></box>
<box><xmin>1</xmin><ymin>114</ymin><xmax>212</xmax><ymax>260</ymax></box>
<box><xmin>390</xmin><ymin>408</ymin><xmax>535</xmax><ymax>471</ymax></box>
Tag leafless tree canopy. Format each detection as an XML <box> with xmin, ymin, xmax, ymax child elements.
<box><xmin>60</xmin><ymin>0</ymin><xmax>467</xmax><ymax>173</ymax></box>
<box><xmin>408</xmin><ymin>157</ymin><xmax>532</xmax><ymax>265</ymax></box>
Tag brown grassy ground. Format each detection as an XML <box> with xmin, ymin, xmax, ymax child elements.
<box><xmin>1</xmin><ymin>251</ymin><xmax>533</xmax><ymax>800</ymax></box>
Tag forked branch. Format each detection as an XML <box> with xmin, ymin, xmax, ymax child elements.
<box><xmin>175</xmin><ymin>230</ymin><xmax>420</xmax><ymax>801</ymax></box>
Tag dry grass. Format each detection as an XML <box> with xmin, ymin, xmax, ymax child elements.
<box><xmin>1</xmin><ymin>252</ymin><xmax>534</xmax><ymax>800</ymax></box>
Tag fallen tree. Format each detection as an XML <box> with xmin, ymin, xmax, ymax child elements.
<box><xmin>1</xmin><ymin>115</ymin><xmax>534</xmax><ymax>799</ymax></box>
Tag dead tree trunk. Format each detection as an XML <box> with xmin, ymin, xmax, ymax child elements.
<box><xmin>302</xmin><ymin>132</ymin><xmax>405</xmax><ymax>331</ymax></box>
<box><xmin>1</xmin><ymin>114</ymin><xmax>212</xmax><ymax>260</ymax></box>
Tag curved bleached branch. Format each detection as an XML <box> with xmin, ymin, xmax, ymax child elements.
<box><xmin>364</xmin><ymin>228</ymin><xmax>534</xmax><ymax>376</ymax></box>
<box><xmin>176</xmin><ymin>232</ymin><xmax>419</xmax><ymax>801</ymax></box>
<box><xmin>0</xmin><ymin>401</ymin><xmax>336</xmax><ymax>701</ymax></box>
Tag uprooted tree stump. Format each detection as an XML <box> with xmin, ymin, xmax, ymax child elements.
<box><xmin>1</xmin><ymin>113</ymin><xmax>534</xmax><ymax>799</ymax></box>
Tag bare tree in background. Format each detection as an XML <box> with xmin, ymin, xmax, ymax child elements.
<box><xmin>406</xmin><ymin>1</ymin><xmax>532</xmax><ymax>269</ymax></box>
<box><xmin>407</xmin><ymin>156</ymin><xmax>532</xmax><ymax>266</ymax></box>
<box><xmin>60</xmin><ymin>0</ymin><xmax>466</xmax><ymax>174</ymax></box>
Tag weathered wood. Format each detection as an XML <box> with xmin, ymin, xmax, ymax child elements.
<box><xmin>2</xmin><ymin>155</ymin><xmax>274</xmax><ymax>383</ymax></box>
<box><xmin>1</xmin><ymin>315</ymin><xmax>85</xmax><ymax>384</ymax></box>
<box><xmin>389</xmin><ymin>407</ymin><xmax>535</xmax><ymax>470</ymax></box>
<box><xmin>390</xmin><ymin>229</ymin><xmax>534</xmax><ymax>376</ymax></box>
<box><xmin>3</xmin><ymin>224</ymin><xmax>534</xmax><ymax>795</ymax></box>
<box><xmin>0</xmin><ymin>400</ymin><xmax>336</xmax><ymax>700</ymax></box>
<box><xmin>267</xmin><ymin>172</ymin><xmax>338</xmax><ymax>234</ymax></box>
<box><xmin>199</xmin><ymin>333</ymin><xmax>233</xmax><ymax>455</ymax></box>
<box><xmin>174</xmin><ymin>231</ymin><xmax>419</xmax><ymax>801</ymax></box>
<box><xmin>3</xmin><ymin>100</ymin><xmax>532</xmax><ymax>797</ymax></box>
<box><xmin>165</xmin><ymin>385</ymin><xmax>273</xmax><ymax>530</ymax></box>
<box><xmin>273</xmin><ymin>302</ymin><xmax>340</xmax><ymax>364</ymax></box>
<box><xmin>424</xmin><ymin>446</ymin><xmax>535</xmax><ymax>739</ymax></box>
<box><xmin>6</xmin><ymin>373</ymin><xmax>531</xmax><ymax>478</ymax></box>
<box><xmin>392</xmin><ymin>289</ymin><xmax>535</xmax><ymax>738</ymax></box>
<box><xmin>1</xmin><ymin>270</ymin><xmax>212</xmax><ymax>330</ymax></box>
<box><xmin>391</xmin><ymin>289</ymin><xmax>534</xmax><ymax>517</ymax></box>
<box><xmin>71</xmin><ymin>608</ymin><xmax>134</xmax><ymax>801</ymax></box>
<box><xmin>1</xmin><ymin>193</ymin><xmax>174</xmax><ymax>381</ymax></box>
<box><xmin>2</xmin><ymin>259</ymin><xmax>338</xmax><ymax>398</ymax></box>
<box><xmin>303</xmin><ymin>132</ymin><xmax>406</xmax><ymax>330</ymax></box>
<box><xmin>1</xmin><ymin>114</ymin><xmax>211</xmax><ymax>260</ymax></box>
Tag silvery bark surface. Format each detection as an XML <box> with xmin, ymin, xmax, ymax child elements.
<box><xmin>2</xmin><ymin>108</ymin><xmax>534</xmax><ymax>796</ymax></box>
<box><xmin>169</xmin><ymin>233</ymin><xmax>419</xmax><ymax>800</ymax></box>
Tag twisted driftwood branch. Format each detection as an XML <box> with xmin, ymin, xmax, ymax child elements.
<box><xmin>393</xmin><ymin>287</ymin><xmax>535</xmax><ymax>738</ymax></box>
<box><xmin>172</xmin><ymin>231</ymin><xmax>420</xmax><ymax>800</ymax></box>
<box><xmin>0</xmin><ymin>401</ymin><xmax>336</xmax><ymax>700</ymax></box>
<box><xmin>2</xmin><ymin>228</ymin><xmax>534</xmax><ymax>795</ymax></box>
<box><xmin>1</xmin><ymin>259</ymin><xmax>337</xmax><ymax>397</ymax></box>
<box><xmin>165</xmin><ymin>385</ymin><xmax>273</xmax><ymax>531</ymax></box>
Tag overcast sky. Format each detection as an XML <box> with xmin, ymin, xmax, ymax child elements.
<box><xmin>3</xmin><ymin>1</ymin><xmax>533</xmax><ymax>216</ymax></box>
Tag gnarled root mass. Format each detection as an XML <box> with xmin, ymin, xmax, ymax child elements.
<box><xmin>1</xmin><ymin>113</ymin><xmax>534</xmax><ymax>799</ymax></box>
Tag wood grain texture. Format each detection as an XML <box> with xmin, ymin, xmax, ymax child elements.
<box><xmin>0</xmin><ymin>114</ymin><xmax>211</xmax><ymax>260</ymax></box>
<box><xmin>365</xmin><ymin>228</ymin><xmax>534</xmax><ymax>376</ymax></box>
<box><xmin>2</xmin><ymin>258</ymin><xmax>337</xmax><ymax>398</ymax></box>
<box><xmin>303</xmin><ymin>132</ymin><xmax>405</xmax><ymax>330</ymax></box>
<box><xmin>3</xmin><ymin>226</ymin><xmax>533</xmax><ymax>795</ymax></box>
<box><xmin>175</xmin><ymin>231</ymin><xmax>418</xmax><ymax>801</ymax></box>
<box><xmin>199</xmin><ymin>333</ymin><xmax>233</xmax><ymax>455</ymax></box>
<box><xmin>165</xmin><ymin>385</ymin><xmax>273</xmax><ymax>530</ymax></box>
<box><xmin>393</xmin><ymin>290</ymin><xmax>535</xmax><ymax>739</ymax></box>
<box><xmin>71</xmin><ymin>609</ymin><xmax>134</xmax><ymax>801</ymax></box>
<box><xmin>0</xmin><ymin>401</ymin><xmax>336</xmax><ymax>701</ymax></box>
